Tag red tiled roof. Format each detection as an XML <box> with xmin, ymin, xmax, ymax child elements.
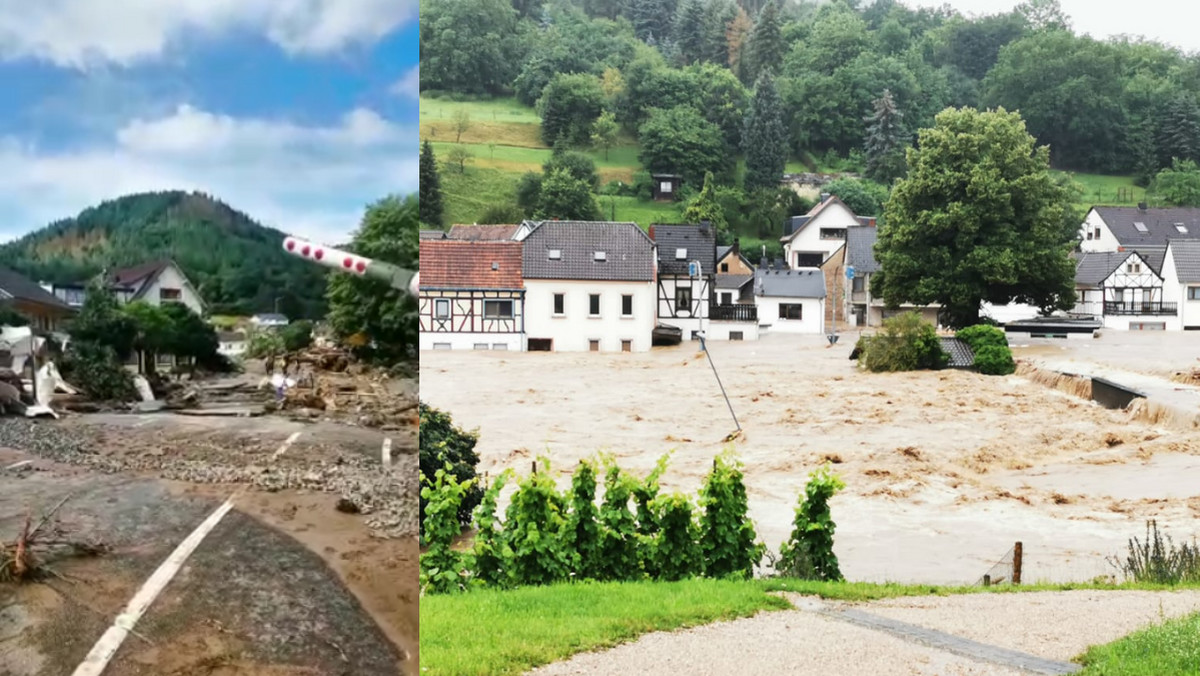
<box><xmin>420</xmin><ymin>240</ymin><xmax>523</xmax><ymax>289</ymax></box>
<box><xmin>447</xmin><ymin>224</ymin><xmax>520</xmax><ymax>241</ymax></box>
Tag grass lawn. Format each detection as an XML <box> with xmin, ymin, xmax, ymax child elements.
<box><xmin>1055</xmin><ymin>170</ymin><xmax>1144</xmax><ymax>206</ymax></box>
<box><xmin>1077</xmin><ymin>610</ymin><xmax>1200</xmax><ymax>675</ymax></box>
<box><xmin>421</xmin><ymin>95</ymin><xmax>542</xmax><ymax>125</ymax></box>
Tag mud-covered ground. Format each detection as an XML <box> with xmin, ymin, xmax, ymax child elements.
<box><xmin>421</xmin><ymin>332</ymin><xmax>1200</xmax><ymax>585</ymax></box>
<box><xmin>0</xmin><ymin>401</ymin><xmax>418</xmax><ymax>675</ymax></box>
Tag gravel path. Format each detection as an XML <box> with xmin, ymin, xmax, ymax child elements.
<box><xmin>527</xmin><ymin>590</ymin><xmax>1200</xmax><ymax>676</ymax></box>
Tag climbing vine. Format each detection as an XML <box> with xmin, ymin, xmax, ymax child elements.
<box><xmin>777</xmin><ymin>464</ymin><xmax>846</xmax><ymax>581</ymax></box>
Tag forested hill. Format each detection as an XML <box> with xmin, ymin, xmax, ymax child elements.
<box><xmin>0</xmin><ymin>191</ymin><xmax>328</xmax><ymax>319</ymax></box>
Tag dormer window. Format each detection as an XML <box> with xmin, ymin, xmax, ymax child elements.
<box><xmin>1177</xmin><ymin>223</ymin><xmax>1189</xmax><ymax>233</ymax></box>
<box><xmin>1134</xmin><ymin>222</ymin><xmax>1148</xmax><ymax>233</ymax></box>
<box><xmin>675</xmin><ymin>248</ymin><xmax>687</xmax><ymax>260</ymax></box>
<box><xmin>548</xmin><ymin>249</ymin><xmax>562</xmax><ymax>260</ymax></box>
<box><xmin>594</xmin><ymin>251</ymin><xmax>607</xmax><ymax>261</ymax></box>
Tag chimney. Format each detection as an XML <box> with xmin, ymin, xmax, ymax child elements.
<box><xmin>732</xmin><ymin>238</ymin><xmax>740</xmax><ymax>255</ymax></box>
<box><xmin>820</xmin><ymin>192</ymin><xmax>831</xmax><ymax>203</ymax></box>
<box><xmin>1138</xmin><ymin>202</ymin><xmax>1148</xmax><ymax>212</ymax></box>
<box><xmin>648</xmin><ymin>224</ymin><xmax>655</xmax><ymax>241</ymax></box>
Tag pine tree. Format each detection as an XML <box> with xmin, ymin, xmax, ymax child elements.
<box><xmin>419</xmin><ymin>140</ymin><xmax>444</xmax><ymax>227</ymax></box>
<box><xmin>672</xmin><ymin>0</ymin><xmax>706</xmax><ymax>65</ymax></box>
<box><xmin>742</xmin><ymin>72</ymin><xmax>787</xmax><ymax>193</ymax></box>
<box><xmin>1155</xmin><ymin>94</ymin><xmax>1200</xmax><ymax>170</ymax></box>
<box><xmin>863</xmin><ymin>89</ymin><xmax>908</xmax><ymax>184</ymax></box>
<box><xmin>701</xmin><ymin>0</ymin><xmax>738</xmax><ymax>66</ymax></box>
<box><xmin>725</xmin><ymin>6</ymin><xmax>753</xmax><ymax>81</ymax></box>
<box><xmin>745</xmin><ymin>0</ymin><xmax>782</xmax><ymax>83</ymax></box>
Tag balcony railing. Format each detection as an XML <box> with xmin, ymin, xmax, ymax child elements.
<box><xmin>1104</xmin><ymin>301</ymin><xmax>1178</xmax><ymax>316</ymax></box>
<box><xmin>711</xmin><ymin>304</ymin><xmax>758</xmax><ymax>322</ymax></box>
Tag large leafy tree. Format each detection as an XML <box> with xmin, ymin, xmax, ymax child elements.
<box><xmin>537</xmin><ymin>168</ymin><xmax>604</xmax><ymax>220</ymax></box>
<box><xmin>326</xmin><ymin>195</ymin><xmax>420</xmax><ymax>363</ymax></box>
<box><xmin>638</xmin><ymin>105</ymin><xmax>731</xmax><ymax>186</ymax></box>
<box><xmin>538</xmin><ymin>73</ymin><xmax>606</xmax><ymax>147</ymax></box>
<box><xmin>863</xmin><ymin>89</ymin><xmax>907</xmax><ymax>183</ymax></box>
<box><xmin>681</xmin><ymin>172</ymin><xmax>729</xmax><ymax>236</ymax></box>
<box><xmin>742</xmin><ymin>72</ymin><xmax>787</xmax><ymax>192</ymax></box>
<box><xmin>419</xmin><ymin>141</ymin><xmax>444</xmax><ymax>227</ymax></box>
<box><xmin>691</xmin><ymin>63</ymin><xmax>749</xmax><ymax>152</ymax></box>
<box><xmin>419</xmin><ymin>0</ymin><xmax>528</xmax><ymax>95</ymax></box>
<box><xmin>874</xmin><ymin>107</ymin><xmax>1077</xmax><ymax>328</ymax></box>
<box><xmin>1151</xmin><ymin>159</ymin><xmax>1200</xmax><ymax>207</ymax></box>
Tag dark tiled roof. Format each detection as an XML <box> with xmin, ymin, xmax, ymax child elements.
<box><xmin>845</xmin><ymin>225</ymin><xmax>879</xmax><ymax>273</ymax></box>
<box><xmin>1075</xmin><ymin>251</ymin><xmax>1131</xmax><ymax>286</ymax></box>
<box><xmin>716</xmin><ymin>274</ymin><xmax>753</xmax><ymax>290</ymax></box>
<box><xmin>1134</xmin><ymin>245</ymin><xmax>1167</xmax><ymax>275</ymax></box>
<box><xmin>754</xmin><ymin>268</ymin><xmax>826</xmax><ymax>298</ymax></box>
<box><xmin>940</xmin><ymin>337</ymin><xmax>975</xmax><ymax>368</ymax></box>
<box><xmin>447</xmin><ymin>224</ymin><xmax>520</xmax><ymax>241</ymax></box>
<box><xmin>781</xmin><ymin>195</ymin><xmax>871</xmax><ymax>243</ymax></box>
<box><xmin>522</xmin><ymin>221</ymin><xmax>654</xmax><ymax>282</ymax></box>
<box><xmin>717</xmin><ymin>245</ymin><xmax>731</xmax><ymax>260</ymax></box>
<box><xmin>109</xmin><ymin>260</ymin><xmax>169</xmax><ymax>287</ymax></box>
<box><xmin>420</xmin><ymin>230</ymin><xmax>447</xmax><ymax>240</ymax></box>
<box><xmin>1094</xmin><ymin>207</ymin><xmax>1200</xmax><ymax>247</ymax></box>
<box><xmin>650</xmin><ymin>223</ymin><xmax>716</xmax><ymax>276</ymax></box>
<box><xmin>421</xmin><ymin>240</ymin><xmax>524</xmax><ymax>289</ymax></box>
<box><xmin>0</xmin><ymin>266</ymin><xmax>71</xmax><ymax>309</ymax></box>
<box><xmin>1169</xmin><ymin>240</ymin><xmax>1200</xmax><ymax>283</ymax></box>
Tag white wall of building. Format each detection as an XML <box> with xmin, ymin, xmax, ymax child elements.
<box><xmin>1160</xmin><ymin>246</ymin><xmax>1200</xmax><ymax>329</ymax></box>
<box><xmin>1078</xmin><ymin>209</ymin><xmax>1121</xmax><ymax>253</ymax></box>
<box><xmin>657</xmin><ymin>276</ymin><xmax>710</xmax><ymax>340</ymax></box>
<box><xmin>705</xmin><ymin>320</ymin><xmax>760</xmax><ymax>341</ymax></box>
<box><xmin>756</xmin><ymin>297</ymin><xmax>824</xmax><ymax>334</ymax></box>
<box><xmin>784</xmin><ymin>201</ymin><xmax>859</xmax><ymax>268</ymax></box>
<box><xmin>143</xmin><ymin>264</ymin><xmax>205</xmax><ymax>315</ymax></box>
<box><xmin>419</xmin><ymin>332</ymin><xmax>524</xmax><ymax>351</ymax></box>
<box><xmin>524</xmin><ymin>279</ymin><xmax>656</xmax><ymax>352</ymax></box>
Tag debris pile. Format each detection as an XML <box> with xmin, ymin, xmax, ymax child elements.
<box><xmin>0</xmin><ymin>496</ymin><xmax>108</xmax><ymax>583</ymax></box>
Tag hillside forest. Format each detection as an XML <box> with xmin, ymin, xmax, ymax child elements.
<box><xmin>0</xmin><ymin>191</ymin><xmax>330</xmax><ymax>319</ymax></box>
<box><xmin>419</xmin><ymin>0</ymin><xmax>1200</xmax><ymax>252</ymax></box>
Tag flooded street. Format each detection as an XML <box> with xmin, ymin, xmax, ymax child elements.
<box><xmin>421</xmin><ymin>332</ymin><xmax>1200</xmax><ymax>585</ymax></box>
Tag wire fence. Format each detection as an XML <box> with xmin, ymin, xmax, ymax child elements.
<box><xmin>977</xmin><ymin>542</ymin><xmax>1023</xmax><ymax>587</ymax></box>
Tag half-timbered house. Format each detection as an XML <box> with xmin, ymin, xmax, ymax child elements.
<box><xmin>649</xmin><ymin>223</ymin><xmax>715</xmax><ymax>341</ymax></box>
<box><xmin>1073</xmin><ymin>250</ymin><xmax>1176</xmax><ymax>330</ymax></box>
<box><xmin>418</xmin><ymin>240</ymin><xmax>526</xmax><ymax>351</ymax></box>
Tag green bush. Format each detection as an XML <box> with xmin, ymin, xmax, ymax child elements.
<box><xmin>419</xmin><ymin>403</ymin><xmax>483</xmax><ymax>530</ymax></box>
<box><xmin>59</xmin><ymin>342</ymin><xmax>137</xmax><ymax>402</ymax></box>
<box><xmin>699</xmin><ymin>450</ymin><xmax>764</xmax><ymax>579</ymax></box>
<box><xmin>566</xmin><ymin>461</ymin><xmax>602</xmax><ymax>580</ymax></box>
<box><xmin>505</xmin><ymin>460</ymin><xmax>571</xmax><ymax>586</ymax></box>
<box><xmin>419</xmin><ymin>466</ymin><xmax>475</xmax><ymax>594</ymax></box>
<box><xmin>777</xmin><ymin>465</ymin><xmax>845</xmax><ymax>582</ymax></box>
<box><xmin>857</xmin><ymin>312</ymin><xmax>948</xmax><ymax>372</ymax></box>
<box><xmin>973</xmin><ymin>344</ymin><xmax>1016</xmax><ymax>375</ymax></box>
<box><xmin>472</xmin><ymin>470</ymin><xmax>512</xmax><ymax>588</ymax></box>
<box><xmin>955</xmin><ymin>324</ymin><xmax>1009</xmax><ymax>351</ymax></box>
<box><xmin>649</xmin><ymin>493</ymin><xmax>703</xmax><ymax>581</ymax></box>
<box><xmin>598</xmin><ymin>463</ymin><xmax>641</xmax><ymax>581</ymax></box>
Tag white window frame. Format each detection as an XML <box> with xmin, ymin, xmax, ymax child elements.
<box><xmin>434</xmin><ymin>299</ymin><xmax>450</xmax><ymax>319</ymax></box>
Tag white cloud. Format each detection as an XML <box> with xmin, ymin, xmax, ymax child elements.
<box><xmin>0</xmin><ymin>0</ymin><xmax>416</xmax><ymax>68</ymax></box>
<box><xmin>0</xmin><ymin>106</ymin><xmax>418</xmax><ymax>245</ymax></box>
<box><xmin>390</xmin><ymin>65</ymin><xmax>420</xmax><ymax>99</ymax></box>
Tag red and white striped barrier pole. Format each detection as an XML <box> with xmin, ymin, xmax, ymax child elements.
<box><xmin>282</xmin><ymin>237</ymin><xmax>418</xmax><ymax>297</ymax></box>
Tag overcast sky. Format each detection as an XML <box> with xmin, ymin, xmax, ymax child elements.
<box><xmin>904</xmin><ymin>0</ymin><xmax>1200</xmax><ymax>52</ymax></box>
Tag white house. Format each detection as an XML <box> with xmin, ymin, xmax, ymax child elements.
<box><xmin>649</xmin><ymin>223</ymin><xmax>714</xmax><ymax>341</ymax></box>
<box><xmin>1160</xmin><ymin>240</ymin><xmax>1200</xmax><ymax>330</ymax></box>
<box><xmin>418</xmin><ymin>240</ymin><xmax>526</xmax><ymax>351</ymax></box>
<box><xmin>217</xmin><ymin>331</ymin><xmax>248</xmax><ymax>357</ymax></box>
<box><xmin>1072</xmin><ymin>250</ymin><xmax>1176</xmax><ymax>330</ymax></box>
<box><xmin>53</xmin><ymin>259</ymin><xmax>206</xmax><ymax>316</ymax></box>
<box><xmin>754</xmin><ymin>268</ymin><xmax>826</xmax><ymax>334</ymax></box>
<box><xmin>521</xmin><ymin>221</ymin><xmax>656</xmax><ymax>353</ymax></box>
<box><xmin>780</xmin><ymin>194</ymin><xmax>876</xmax><ymax>270</ymax></box>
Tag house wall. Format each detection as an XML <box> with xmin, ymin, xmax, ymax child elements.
<box><xmin>657</xmin><ymin>275</ymin><xmax>710</xmax><ymax>339</ymax></box>
<box><xmin>419</xmin><ymin>332</ymin><xmax>525</xmax><ymax>351</ymax></box>
<box><xmin>821</xmin><ymin>245</ymin><xmax>846</xmax><ymax>325</ymax></box>
<box><xmin>419</xmin><ymin>290</ymin><xmax>525</xmax><ymax>351</ymax></box>
<box><xmin>784</xmin><ymin>201</ymin><xmax>859</xmax><ymax>268</ymax></box>
<box><xmin>219</xmin><ymin>341</ymin><xmax>247</xmax><ymax>357</ymax></box>
<box><xmin>1079</xmin><ymin>209</ymin><xmax>1121</xmax><ymax>253</ymax></box>
<box><xmin>1103</xmin><ymin>314</ymin><xmax>1181</xmax><ymax>331</ymax></box>
<box><xmin>705</xmin><ymin>320</ymin><xmax>760</xmax><ymax>341</ymax></box>
<box><xmin>717</xmin><ymin>252</ymin><xmax>754</xmax><ymax>276</ymax></box>
<box><xmin>756</xmin><ymin>296</ymin><xmax>824</xmax><ymax>334</ymax></box>
<box><xmin>12</xmin><ymin>300</ymin><xmax>71</xmax><ymax>332</ymax></box>
<box><xmin>141</xmin><ymin>264</ymin><xmax>204</xmax><ymax>315</ymax></box>
<box><xmin>524</xmin><ymin>279</ymin><xmax>656</xmax><ymax>352</ymax></box>
<box><xmin>865</xmin><ymin>305</ymin><xmax>940</xmax><ymax>328</ymax></box>
<box><xmin>1160</xmin><ymin>247</ymin><xmax>1200</xmax><ymax>329</ymax></box>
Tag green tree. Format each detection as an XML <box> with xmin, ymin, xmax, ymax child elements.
<box><xmin>745</xmin><ymin>0</ymin><xmax>783</xmax><ymax>83</ymax></box>
<box><xmin>544</xmin><ymin>150</ymin><xmax>601</xmax><ymax>190</ymax></box>
<box><xmin>1152</xmin><ymin>159</ymin><xmax>1200</xmax><ymax>207</ymax></box>
<box><xmin>123</xmin><ymin>301</ymin><xmax>172</xmax><ymax>374</ymax></box>
<box><xmin>700</xmin><ymin>0</ymin><xmax>738</xmax><ymax>66</ymax></box>
<box><xmin>1154</xmin><ymin>95</ymin><xmax>1200</xmax><ymax>170</ymax></box>
<box><xmin>742</xmin><ymin>72</ymin><xmax>787</xmax><ymax>192</ymax></box>
<box><xmin>590</xmin><ymin>110</ymin><xmax>620</xmax><ymax>160</ymax></box>
<box><xmin>445</xmin><ymin>146</ymin><xmax>472</xmax><ymax>173</ymax></box>
<box><xmin>419</xmin><ymin>141</ymin><xmax>445</xmax><ymax>227</ymax></box>
<box><xmin>326</xmin><ymin>195</ymin><xmax>420</xmax><ymax>363</ymax></box>
<box><xmin>874</xmin><ymin>107</ymin><xmax>1077</xmax><ymax>328</ymax></box>
<box><xmin>692</xmin><ymin>63</ymin><xmax>749</xmax><ymax>152</ymax></box>
<box><xmin>419</xmin><ymin>0</ymin><xmax>528</xmax><ymax>95</ymax></box>
<box><xmin>671</xmin><ymin>0</ymin><xmax>706</xmax><ymax>65</ymax></box>
<box><xmin>725</xmin><ymin>6</ymin><xmax>752</xmax><ymax>80</ymax></box>
<box><xmin>1015</xmin><ymin>0</ymin><xmax>1070</xmax><ymax>31</ymax></box>
<box><xmin>823</xmin><ymin>177</ymin><xmax>890</xmax><ymax>217</ymax></box>
<box><xmin>538</xmin><ymin>73</ymin><xmax>606</xmax><ymax>147</ymax></box>
<box><xmin>69</xmin><ymin>281</ymin><xmax>137</xmax><ymax>360</ymax></box>
<box><xmin>638</xmin><ymin>105</ymin><xmax>731</xmax><ymax>186</ymax></box>
<box><xmin>863</xmin><ymin>89</ymin><xmax>907</xmax><ymax>183</ymax></box>
<box><xmin>280</xmin><ymin>320</ymin><xmax>314</xmax><ymax>352</ymax></box>
<box><xmin>536</xmin><ymin>168</ymin><xmax>603</xmax><ymax>220</ymax></box>
<box><xmin>419</xmin><ymin>403</ymin><xmax>483</xmax><ymax>528</ymax></box>
<box><xmin>682</xmin><ymin>172</ymin><xmax>729</xmax><ymax>235</ymax></box>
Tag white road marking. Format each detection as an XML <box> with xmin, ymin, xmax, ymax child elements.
<box><xmin>381</xmin><ymin>438</ymin><xmax>392</xmax><ymax>470</ymax></box>
<box><xmin>72</xmin><ymin>428</ymin><xmax>304</xmax><ymax>675</ymax></box>
<box><xmin>70</xmin><ymin>499</ymin><xmax>235</xmax><ymax>676</ymax></box>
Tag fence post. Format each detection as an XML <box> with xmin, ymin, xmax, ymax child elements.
<box><xmin>532</xmin><ymin>460</ymin><xmax>537</xmax><ymax>475</ymax></box>
<box><xmin>1013</xmin><ymin>542</ymin><xmax>1023</xmax><ymax>585</ymax></box>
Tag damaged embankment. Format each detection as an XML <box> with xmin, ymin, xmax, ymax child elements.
<box><xmin>1016</xmin><ymin>361</ymin><xmax>1200</xmax><ymax>431</ymax></box>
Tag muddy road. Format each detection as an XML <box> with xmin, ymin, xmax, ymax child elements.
<box><xmin>421</xmin><ymin>332</ymin><xmax>1200</xmax><ymax>584</ymax></box>
<box><xmin>0</xmin><ymin>407</ymin><xmax>417</xmax><ymax>676</ymax></box>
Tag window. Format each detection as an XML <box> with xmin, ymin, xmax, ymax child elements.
<box><xmin>675</xmin><ymin>287</ymin><xmax>692</xmax><ymax>312</ymax></box>
<box><xmin>1093</xmin><ymin>226</ymin><xmax>1101</xmax><ymax>239</ymax></box>
<box><xmin>160</xmin><ymin>288</ymin><xmax>182</xmax><ymax>301</ymax></box>
<box><xmin>594</xmin><ymin>251</ymin><xmax>607</xmax><ymax>261</ymax></box>
<box><xmin>852</xmin><ymin>276</ymin><xmax>865</xmax><ymax>292</ymax></box>
<box><xmin>553</xmin><ymin>293</ymin><xmax>565</xmax><ymax>315</ymax></box>
<box><xmin>1134</xmin><ymin>221</ymin><xmax>1148</xmax><ymax>232</ymax></box>
<box><xmin>589</xmin><ymin>339</ymin><xmax>600</xmax><ymax>351</ymax></box>
<box><xmin>819</xmin><ymin>228</ymin><xmax>846</xmax><ymax>240</ymax></box>
<box><xmin>795</xmin><ymin>253</ymin><xmax>824</xmax><ymax>268</ymax></box>
<box><xmin>548</xmin><ymin>249</ymin><xmax>562</xmax><ymax>260</ymax></box>
<box><xmin>589</xmin><ymin>294</ymin><xmax>601</xmax><ymax>316</ymax></box>
<box><xmin>434</xmin><ymin>299</ymin><xmax>450</xmax><ymax>319</ymax></box>
<box><xmin>1188</xmin><ymin>287</ymin><xmax>1200</xmax><ymax>301</ymax></box>
<box><xmin>720</xmin><ymin>292</ymin><xmax>733</xmax><ymax>305</ymax></box>
<box><xmin>675</xmin><ymin>248</ymin><xmax>688</xmax><ymax>260</ymax></box>
<box><xmin>474</xmin><ymin>343</ymin><xmax>489</xmax><ymax>350</ymax></box>
<box><xmin>483</xmin><ymin>299</ymin><xmax>514</xmax><ymax>319</ymax></box>
<box><xmin>621</xmin><ymin>340</ymin><xmax>632</xmax><ymax>352</ymax></box>
<box><xmin>1130</xmin><ymin>322</ymin><xmax>1166</xmax><ymax>331</ymax></box>
<box><xmin>1177</xmin><ymin>223</ymin><xmax>1189</xmax><ymax>234</ymax></box>
<box><xmin>660</xmin><ymin>181</ymin><xmax>673</xmax><ymax>193</ymax></box>
<box><xmin>730</xmin><ymin>331</ymin><xmax>744</xmax><ymax>341</ymax></box>
<box><xmin>779</xmin><ymin>303</ymin><xmax>803</xmax><ymax>320</ymax></box>
<box><xmin>1127</xmin><ymin>262</ymin><xmax>1141</xmax><ymax>274</ymax></box>
<box><xmin>720</xmin><ymin>262</ymin><xmax>729</xmax><ymax>272</ymax></box>
<box><xmin>621</xmin><ymin>295</ymin><xmax>633</xmax><ymax>316</ymax></box>
<box><xmin>492</xmin><ymin>344</ymin><xmax>508</xmax><ymax>351</ymax></box>
<box><xmin>433</xmin><ymin>343</ymin><xmax>451</xmax><ymax>350</ymax></box>
<box><xmin>528</xmin><ymin>338</ymin><xmax>553</xmax><ymax>351</ymax></box>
